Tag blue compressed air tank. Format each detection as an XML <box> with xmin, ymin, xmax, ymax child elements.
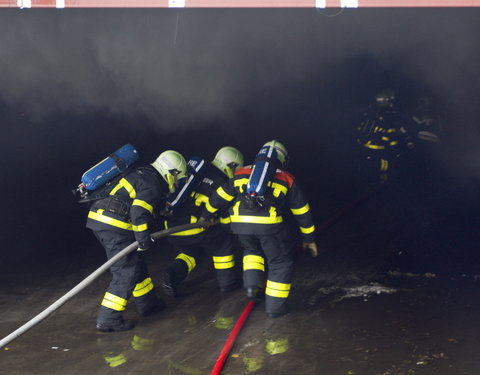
<box><xmin>81</xmin><ymin>144</ymin><xmax>139</xmax><ymax>191</ymax></box>
<box><xmin>246</xmin><ymin>145</ymin><xmax>278</xmax><ymax>197</ymax></box>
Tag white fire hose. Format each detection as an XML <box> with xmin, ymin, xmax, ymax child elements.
<box><xmin>0</xmin><ymin>221</ymin><xmax>214</xmax><ymax>349</ymax></box>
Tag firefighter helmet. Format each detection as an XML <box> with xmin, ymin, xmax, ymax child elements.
<box><xmin>262</xmin><ymin>140</ymin><xmax>288</xmax><ymax>167</ymax></box>
<box><xmin>151</xmin><ymin>150</ymin><xmax>187</xmax><ymax>193</ymax></box>
<box><xmin>374</xmin><ymin>88</ymin><xmax>396</xmax><ymax>106</ymax></box>
<box><xmin>211</xmin><ymin>146</ymin><xmax>244</xmax><ymax>178</ymax></box>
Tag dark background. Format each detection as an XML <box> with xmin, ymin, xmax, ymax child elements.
<box><xmin>0</xmin><ymin>8</ymin><xmax>478</xmax><ymax>274</ymax></box>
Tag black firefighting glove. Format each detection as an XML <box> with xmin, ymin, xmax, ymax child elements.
<box><xmin>137</xmin><ymin>237</ymin><xmax>154</xmax><ymax>252</ymax></box>
<box><xmin>198</xmin><ymin>216</ymin><xmax>217</xmax><ymax>228</ymax></box>
<box><xmin>303</xmin><ymin>242</ymin><xmax>318</xmax><ymax>258</ymax></box>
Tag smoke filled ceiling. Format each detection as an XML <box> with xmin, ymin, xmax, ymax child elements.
<box><xmin>0</xmin><ymin>8</ymin><xmax>479</xmax><ymax>263</ymax></box>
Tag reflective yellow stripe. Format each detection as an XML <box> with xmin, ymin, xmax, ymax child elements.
<box><xmin>132</xmin><ymin>199</ymin><xmax>153</xmax><ymax>214</ymax></box>
<box><xmin>291</xmin><ymin>203</ymin><xmax>310</xmax><ymax>216</ymax></box>
<box><xmin>265</xmin><ymin>280</ymin><xmax>291</xmax><ymax>298</ymax></box>
<box><xmin>380</xmin><ymin>159</ymin><xmax>389</xmax><ymax>172</ymax></box>
<box><xmin>169</xmin><ymin>216</ymin><xmax>205</xmax><ymax>236</ymax></box>
<box><xmin>381</xmin><ymin>136</ymin><xmax>390</xmax><ymax>141</ymax></box>
<box><xmin>176</xmin><ymin>253</ymin><xmax>196</xmax><ymax>273</ymax></box>
<box><xmin>364</xmin><ymin>142</ymin><xmax>385</xmax><ymax>150</ymax></box>
<box><xmin>101</xmin><ymin>292</ymin><xmax>127</xmax><ymax>311</ymax></box>
<box><xmin>389</xmin><ymin>140</ymin><xmax>398</xmax><ymax>146</ymax></box>
<box><xmin>205</xmin><ymin>200</ymin><xmax>217</xmax><ymax>213</ymax></box>
<box><xmin>231</xmin><ymin>215</ymin><xmax>283</xmax><ymax>224</ymax></box>
<box><xmin>300</xmin><ymin>225</ymin><xmax>315</xmax><ymax>234</ymax></box>
<box><xmin>243</xmin><ymin>255</ymin><xmax>265</xmax><ymax>271</ymax></box>
<box><xmin>234</xmin><ymin>178</ymin><xmax>249</xmax><ymax>192</ymax></box>
<box><xmin>387</xmin><ymin>128</ymin><xmax>397</xmax><ymax>133</ymax></box>
<box><xmin>110</xmin><ymin>178</ymin><xmax>137</xmax><ymax>199</ymax></box>
<box><xmin>194</xmin><ymin>193</ymin><xmax>209</xmax><ymax>206</ymax></box>
<box><xmin>132</xmin><ymin>277</ymin><xmax>154</xmax><ymax>297</ymax></box>
<box><xmin>217</xmin><ymin>186</ymin><xmax>235</xmax><ymax>201</ymax></box>
<box><xmin>213</xmin><ymin>255</ymin><xmax>235</xmax><ymax>270</ymax></box>
<box><xmin>219</xmin><ymin>216</ymin><xmax>231</xmax><ymax>224</ymax></box>
<box><xmin>270</xmin><ymin>182</ymin><xmax>287</xmax><ymax>196</ymax></box>
<box><xmin>88</xmin><ymin>210</ymin><xmax>132</xmax><ymax>230</ymax></box>
<box><xmin>231</xmin><ymin>202</ymin><xmax>282</xmax><ymax>224</ymax></box>
<box><xmin>132</xmin><ymin>223</ymin><xmax>148</xmax><ymax>232</ymax></box>
<box><xmin>170</xmin><ymin>227</ymin><xmax>205</xmax><ymax>236</ymax></box>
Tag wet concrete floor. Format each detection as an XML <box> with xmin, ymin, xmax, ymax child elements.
<box><xmin>1</xmin><ymin>174</ymin><xmax>479</xmax><ymax>375</ymax></box>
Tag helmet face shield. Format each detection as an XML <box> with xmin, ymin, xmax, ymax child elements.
<box><xmin>166</xmin><ymin>169</ymin><xmax>181</xmax><ymax>193</ymax></box>
<box><xmin>225</xmin><ymin>161</ymin><xmax>241</xmax><ymax>178</ymax></box>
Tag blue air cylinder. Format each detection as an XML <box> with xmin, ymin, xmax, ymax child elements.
<box><xmin>81</xmin><ymin>144</ymin><xmax>139</xmax><ymax>191</ymax></box>
<box><xmin>246</xmin><ymin>146</ymin><xmax>278</xmax><ymax>197</ymax></box>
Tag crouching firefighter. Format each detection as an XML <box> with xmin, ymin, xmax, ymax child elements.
<box><xmin>162</xmin><ymin>146</ymin><xmax>245</xmax><ymax>297</ymax></box>
<box><xmin>85</xmin><ymin>149</ymin><xmax>188</xmax><ymax>332</ymax></box>
<box><xmin>201</xmin><ymin>140</ymin><xmax>318</xmax><ymax>318</ymax></box>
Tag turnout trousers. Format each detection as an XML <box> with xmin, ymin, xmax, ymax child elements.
<box><xmin>93</xmin><ymin>229</ymin><xmax>160</xmax><ymax>326</ymax></box>
<box><xmin>166</xmin><ymin>226</ymin><xmax>239</xmax><ymax>292</ymax></box>
<box><xmin>238</xmin><ymin>228</ymin><xmax>296</xmax><ymax>316</ymax></box>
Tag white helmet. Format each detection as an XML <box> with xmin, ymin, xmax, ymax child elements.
<box><xmin>151</xmin><ymin>150</ymin><xmax>187</xmax><ymax>193</ymax></box>
<box><xmin>211</xmin><ymin>146</ymin><xmax>244</xmax><ymax>178</ymax></box>
<box><xmin>263</xmin><ymin>140</ymin><xmax>288</xmax><ymax>167</ymax></box>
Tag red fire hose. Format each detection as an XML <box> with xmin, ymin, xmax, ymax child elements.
<box><xmin>210</xmin><ymin>184</ymin><xmax>384</xmax><ymax>374</ymax></box>
<box><xmin>211</xmin><ymin>300</ymin><xmax>256</xmax><ymax>375</ymax></box>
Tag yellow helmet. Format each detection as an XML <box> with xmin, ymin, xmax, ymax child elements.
<box><xmin>262</xmin><ymin>140</ymin><xmax>288</xmax><ymax>167</ymax></box>
<box><xmin>151</xmin><ymin>150</ymin><xmax>187</xmax><ymax>193</ymax></box>
<box><xmin>211</xmin><ymin>146</ymin><xmax>244</xmax><ymax>178</ymax></box>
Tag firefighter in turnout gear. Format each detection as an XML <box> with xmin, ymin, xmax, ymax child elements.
<box><xmin>357</xmin><ymin>89</ymin><xmax>413</xmax><ymax>184</ymax></box>
<box><xmin>86</xmin><ymin>150</ymin><xmax>187</xmax><ymax>332</ymax></box>
<box><xmin>202</xmin><ymin>140</ymin><xmax>318</xmax><ymax>318</ymax></box>
<box><xmin>161</xmin><ymin>146</ymin><xmax>245</xmax><ymax>297</ymax></box>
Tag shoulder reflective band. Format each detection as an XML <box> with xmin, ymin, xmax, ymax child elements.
<box><xmin>194</xmin><ymin>192</ymin><xmax>209</xmax><ymax>206</ymax></box>
<box><xmin>234</xmin><ymin>178</ymin><xmax>249</xmax><ymax>191</ymax></box>
<box><xmin>110</xmin><ymin>178</ymin><xmax>137</xmax><ymax>199</ymax></box>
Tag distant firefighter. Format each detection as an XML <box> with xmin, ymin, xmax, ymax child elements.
<box><xmin>356</xmin><ymin>88</ymin><xmax>414</xmax><ymax>183</ymax></box>
<box><xmin>161</xmin><ymin>146</ymin><xmax>245</xmax><ymax>297</ymax></box>
<box><xmin>202</xmin><ymin>140</ymin><xmax>318</xmax><ymax>319</ymax></box>
<box><xmin>410</xmin><ymin>96</ymin><xmax>442</xmax><ymax>145</ymax></box>
<box><xmin>86</xmin><ymin>150</ymin><xmax>188</xmax><ymax>332</ymax></box>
